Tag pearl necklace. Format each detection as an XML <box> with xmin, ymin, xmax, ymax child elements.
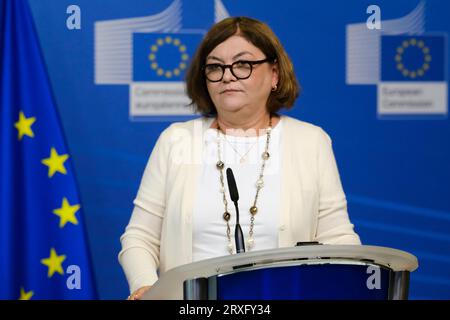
<box><xmin>215</xmin><ymin>117</ymin><xmax>272</xmax><ymax>254</ymax></box>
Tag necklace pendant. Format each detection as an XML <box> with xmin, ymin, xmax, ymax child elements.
<box><xmin>227</xmin><ymin>242</ymin><xmax>233</xmax><ymax>254</ymax></box>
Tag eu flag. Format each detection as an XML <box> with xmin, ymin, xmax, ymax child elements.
<box><xmin>0</xmin><ymin>0</ymin><xmax>97</xmax><ymax>299</ymax></box>
<box><xmin>381</xmin><ymin>35</ymin><xmax>445</xmax><ymax>82</ymax></box>
<box><xmin>133</xmin><ymin>32</ymin><xmax>203</xmax><ymax>81</ymax></box>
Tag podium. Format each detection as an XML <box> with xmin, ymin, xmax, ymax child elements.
<box><xmin>142</xmin><ymin>245</ymin><xmax>418</xmax><ymax>300</ymax></box>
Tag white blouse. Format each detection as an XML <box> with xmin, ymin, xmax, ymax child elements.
<box><xmin>192</xmin><ymin>119</ymin><xmax>283</xmax><ymax>262</ymax></box>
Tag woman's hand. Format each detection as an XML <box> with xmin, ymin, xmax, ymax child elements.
<box><xmin>127</xmin><ymin>286</ymin><xmax>152</xmax><ymax>300</ymax></box>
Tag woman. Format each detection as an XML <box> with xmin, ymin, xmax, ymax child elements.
<box><xmin>119</xmin><ymin>16</ymin><xmax>360</xmax><ymax>300</ymax></box>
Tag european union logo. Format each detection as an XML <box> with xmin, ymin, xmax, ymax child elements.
<box><xmin>133</xmin><ymin>32</ymin><xmax>203</xmax><ymax>81</ymax></box>
<box><xmin>0</xmin><ymin>0</ymin><xmax>97</xmax><ymax>299</ymax></box>
<box><xmin>381</xmin><ymin>35</ymin><xmax>446</xmax><ymax>82</ymax></box>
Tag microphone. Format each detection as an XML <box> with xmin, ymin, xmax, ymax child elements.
<box><xmin>226</xmin><ymin>168</ymin><xmax>245</xmax><ymax>253</ymax></box>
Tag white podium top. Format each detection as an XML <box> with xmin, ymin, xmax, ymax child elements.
<box><xmin>141</xmin><ymin>245</ymin><xmax>418</xmax><ymax>300</ymax></box>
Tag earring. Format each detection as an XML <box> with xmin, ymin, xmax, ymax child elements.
<box><xmin>271</xmin><ymin>85</ymin><xmax>278</xmax><ymax>92</ymax></box>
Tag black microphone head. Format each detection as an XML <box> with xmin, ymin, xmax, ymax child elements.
<box><xmin>227</xmin><ymin>168</ymin><xmax>245</xmax><ymax>253</ymax></box>
<box><xmin>226</xmin><ymin>168</ymin><xmax>239</xmax><ymax>202</ymax></box>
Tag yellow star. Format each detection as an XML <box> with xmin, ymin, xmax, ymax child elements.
<box><xmin>19</xmin><ymin>287</ymin><xmax>34</xmax><ymax>300</ymax></box>
<box><xmin>40</xmin><ymin>248</ymin><xmax>66</xmax><ymax>278</ymax></box>
<box><xmin>41</xmin><ymin>148</ymin><xmax>69</xmax><ymax>178</ymax></box>
<box><xmin>14</xmin><ymin>111</ymin><xmax>36</xmax><ymax>140</ymax></box>
<box><xmin>53</xmin><ymin>197</ymin><xmax>80</xmax><ymax>228</ymax></box>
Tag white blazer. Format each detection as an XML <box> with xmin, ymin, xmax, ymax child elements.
<box><xmin>119</xmin><ymin>115</ymin><xmax>361</xmax><ymax>293</ymax></box>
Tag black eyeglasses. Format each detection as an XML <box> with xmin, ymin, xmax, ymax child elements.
<box><xmin>203</xmin><ymin>58</ymin><xmax>274</xmax><ymax>82</ymax></box>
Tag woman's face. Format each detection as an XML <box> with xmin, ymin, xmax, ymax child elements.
<box><xmin>205</xmin><ymin>35</ymin><xmax>278</xmax><ymax>116</ymax></box>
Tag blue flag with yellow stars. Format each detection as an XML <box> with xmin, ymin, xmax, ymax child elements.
<box><xmin>0</xmin><ymin>0</ymin><xmax>97</xmax><ymax>299</ymax></box>
<box><xmin>133</xmin><ymin>32</ymin><xmax>203</xmax><ymax>81</ymax></box>
<box><xmin>381</xmin><ymin>35</ymin><xmax>445</xmax><ymax>82</ymax></box>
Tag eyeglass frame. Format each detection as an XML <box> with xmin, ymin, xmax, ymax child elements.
<box><xmin>203</xmin><ymin>58</ymin><xmax>276</xmax><ymax>82</ymax></box>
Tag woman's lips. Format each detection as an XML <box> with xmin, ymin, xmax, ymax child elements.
<box><xmin>220</xmin><ymin>89</ymin><xmax>242</xmax><ymax>94</ymax></box>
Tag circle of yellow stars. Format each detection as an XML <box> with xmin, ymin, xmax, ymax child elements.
<box><xmin>395</xmin><ymin>38</ymin><xmax>432</xmax><ymax>79</ymax></box>
<box><xmin>13</xmin><ymin>110</ymin><xmax>81</xmax><ymax>299</ymax></box>
<box><xmin>148</xmin><ymin>36</ymin><xmax>189</xmax><ymax>78</ymax></box>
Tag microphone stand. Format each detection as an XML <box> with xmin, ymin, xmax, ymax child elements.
<box><xmin>233</xmin><ymin>199</ymin><xmax>245</xmax><ymax>254</ymax></box>
<box><xmin>226</xmin><ymin>168</ymin><xmax>245</xmax><ymax>253</ymax></box>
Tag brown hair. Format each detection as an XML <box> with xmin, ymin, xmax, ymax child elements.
<box><xmin>185</xmin><ymin>16</ymin><xmax>300</xmax><ymax>116</ymax></box>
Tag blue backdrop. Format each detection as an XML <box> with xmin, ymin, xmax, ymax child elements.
<box><xmin>26</xmin><ymin>0</ymin><xmax>450</xmax><ymax>299</ymax></box>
